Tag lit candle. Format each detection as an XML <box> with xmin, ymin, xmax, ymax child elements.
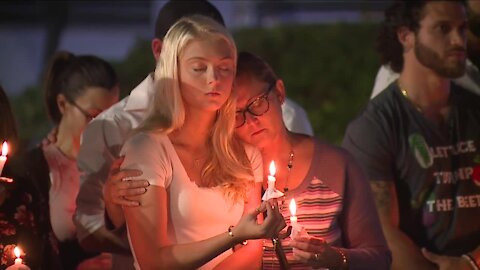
<box><xmin>262</xmin><ymin>161</ymin><xmax>284</xmax><ymax>201</ymax></box>
<box><xmin>14</xmin><ymin>246</ymin><xmax>22</xmax><ymax>265</ymax></box>
<box><xmin>289</xmin><ymin>198</ymin><xmax>298</xmax><ymax>232</ymax></box>
<box><xmin>5</xmin><ymin>246</ymin><xmax>30</xmax><ymax>270</ymax></box>
<box><xmin>267</xmin><ymin>160</ymin><xmax>276</xmax><ymax>189</ymax></box>
<box><xmin>289</xmin><ymin>198</ymin><xmax>305</xmax><ymax>238</ymax></box>
<box><xmin>0</xmin><ymin>141</ymin><xmax>8</xmax><ymax>176</ymax></box>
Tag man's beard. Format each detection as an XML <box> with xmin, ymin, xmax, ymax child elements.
<box><xmin>414</xmin><ymin>39</ymin><xmax>466</xmax><ymax>78</ymax></box>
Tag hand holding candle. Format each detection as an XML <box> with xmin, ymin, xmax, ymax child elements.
<box><xmin>262</xmin><ymin>161</ymin><xmax>284</xmax><ymax>201</ymax></box>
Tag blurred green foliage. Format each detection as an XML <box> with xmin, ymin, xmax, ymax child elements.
<box><xmin>234</xmin><ymin>23</ymin><xmax>380</xmax><ymax>144</ymax></box>
<box><xmin>11</xmin><ymin>23</ymin><xmax>380</xmax><ymax>148</ymax></box>
<box><xmin>113</xmin><ymin>40</ymin><xmax>156</xmax><ymax>97</ymax></box>
<box><xmin>11</xmin><ymin>85</ymin><xmax>50</xmax><ymax>149</ymax></box>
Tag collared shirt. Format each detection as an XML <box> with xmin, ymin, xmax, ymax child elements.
<box><xmin>75</xmin><ymin>74</ymin><xmax>155</xmax><ymax>270</ymax></box>
<box><xmin>282</xmin><ymin>98</ymin><xmax>314</xmax><ymax>136</ymax></box>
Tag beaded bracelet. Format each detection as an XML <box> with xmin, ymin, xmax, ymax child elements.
<box><xmin>462</xmin><ymin>253</ymin><xmax>480</xmax><ymax>270</ymax></box>
<box><xmin>336</xmin><ymin>248</ymin><xmax>348</xmax><ymax>270</ymax></box>
<box><xmin>228</xmin><ymin>225</ymin><xmax>235</xmax><ymax>237</ymax></box>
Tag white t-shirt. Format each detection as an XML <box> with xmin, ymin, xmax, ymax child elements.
<box><xmin>371</xmin><ymin>60</ymin><xmax>480</xmax><ymax>98</ymax></box>
<box><xmin>120</xmin><ymin>132</ymin><xmax>263</xmax><ymax>270</ymax></box>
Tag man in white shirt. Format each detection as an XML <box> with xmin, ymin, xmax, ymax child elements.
<box><xmin>371</xmin><ymin>0</ymin><xmax>480</xmax><ymax>98</ymax></box>
<box><xmin>74</xmin><ymin>1</ymin><xmax>313</xmax><ymax>269</ymax></box>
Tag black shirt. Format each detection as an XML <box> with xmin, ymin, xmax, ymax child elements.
<box><xmin>342</xmin><ymin>81</ymin><xmax>480</xmax><ymax>255</ymax></box>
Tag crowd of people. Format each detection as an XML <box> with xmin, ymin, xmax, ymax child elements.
<box><xmin>0</xmin><ymin>0</ymin><xmax>479</xmax><ymax>269</ymax></box>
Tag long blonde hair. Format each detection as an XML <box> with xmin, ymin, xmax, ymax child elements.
<box><xmin>138</xmin><ymin>15</ymin><xmax>254</xmax><ymax>203</ymax></box>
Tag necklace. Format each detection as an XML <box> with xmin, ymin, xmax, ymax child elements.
<box><xmin>398</xmin><ymin>83</ymin><xmax>423</xmax><ymax>113</ymax></box>
<box><xmin>283</xmin><ymin>150</ymin><xmax>295</xmax><ymax>193</ymax></box>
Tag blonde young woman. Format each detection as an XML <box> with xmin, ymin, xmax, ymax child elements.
<box><xmin>115</xmin><ymin>15</ymin><xmax>285</xmax><ymax>270</ymax></box>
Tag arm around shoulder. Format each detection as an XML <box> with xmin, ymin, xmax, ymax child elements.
<box><xmin>75</xmin><ymin>117</ymin><xmax>130</xmax><ymax>253</ymax></box>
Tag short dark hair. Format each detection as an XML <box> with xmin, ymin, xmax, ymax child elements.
<box><xmin>43</xmin><ymin>51</ymin><xmax>118</xmax><ymax>124</ymax></box>
<box><xmin>375</xmin><ymin>1</ymin><xmax>428</xmax><ymax>73</ymax></box>
<box><xmin>376</xmin><ymin>0</ymin><xmax>466</xmax><ymax>73</ymax></box>
<box><xmin>154</xmin><ymin>0</ymin><xmax>224</xmax><ymax>40</ymax></box>
<box><xmin>236</xmin><ymin>51</ymin><xmax>279</xmax><ymax>86</ymax></box>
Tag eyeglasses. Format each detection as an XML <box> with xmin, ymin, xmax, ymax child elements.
<box><xmin>235</xmin><ymin>82</ymin><xmax>275</xmax><ymax>128</ymax></box>
<box><xmin>67</xmin><ymin>97</ymin><xmax>96</xmax><ymax>121</ymax></box>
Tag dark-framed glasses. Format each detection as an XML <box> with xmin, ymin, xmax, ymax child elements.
<box><xmin>235</xmin><ymin>82</ymin><xmax>275</xmax><ymax>128</ymax></box>
<box><xmin>66</xmin><ymin>97</ymin><xmax>96</xmax><ymax>121</ymax></box>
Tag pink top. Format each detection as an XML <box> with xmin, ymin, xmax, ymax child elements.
<box><xmin>42</xmin><ymin>143</ymin><xmax>79</xmax><ymax>242</ymax></box>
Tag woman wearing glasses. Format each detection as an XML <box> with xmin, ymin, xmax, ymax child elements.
<box><xmin>3</xmin><ymin>51</ymin><xmax>118</xmax><ymax>269</ymax></box>
<box><xmin>230</xmin><ymin>51</ymin><xmax>390</xmax><ymax>269</ymax></box>
<box><xmin>104</xmin><ymin>51</ymin><xmax>391</xmax><ymax>269</ymax></box>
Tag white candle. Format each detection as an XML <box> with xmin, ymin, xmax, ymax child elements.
<box><xmin>289</xmin><ymin>198</ymin><xmax>298</xmax><ymax>226</ymax></box>
<box><xmin>14</xmin><ymin>246</ymin><xmax>22</xmax><ymax>264</ymax></box>
<box><xmin>0</xmin><ymin>141</ymin><xmax>8</xmax><ymax>176</ymax></box>
<box><xmin>290</xmin><ymin>198</ymin><xmax>304</xmax><ymax>238</ymax></box>
<box><xmin>267</xmin><ymin>160</ymin><xmax>276</xmax><ymax>189</ymax></box>
<box><xmin>262</xmin><ymin>160</ymin><xmax>284</xmax><ymax>201</ymax></box>
<box><xmin>5</xmin><ymin>246</ymin><xmax>30</xmax><ymax>270</ymax></box>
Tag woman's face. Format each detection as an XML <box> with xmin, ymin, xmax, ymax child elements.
<box><xmin>234</xmin><ymin>75</ymin><xmax>285</xmax><ymax>148</ymax></box>
<box><xmin>178</xmin><ymin>36</ymin><xmax>236</xmax><ymax>113</ymax></box>
<box><xmin>61</xmin><ymin>85</ymin><xmax>119</xmax><ymax>139</ymax></box>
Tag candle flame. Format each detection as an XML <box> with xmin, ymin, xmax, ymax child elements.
<box><xmin>1</xmin><ymin>141</ymin><xmax>7</xmax><ymax>156</ymax></box>
<box><xmin>289</xmin><ymin>198</ymin><xmax>296</xmax><ymax>216</ymax></box>
<box><xmin>269</xmin><ymin>160</ymin><xmax>276</xmax><ymax>176</ymax></box>
<box><xmin>14</xmin><ymin>246</ymin><xmax>21</xmax><ymax>258</ymax></box>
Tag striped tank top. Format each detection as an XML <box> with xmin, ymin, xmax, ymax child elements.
<box><xmin>262</xmin><ymin>176</ymin><xmax>343</xmax><ymax>270</ymax></box>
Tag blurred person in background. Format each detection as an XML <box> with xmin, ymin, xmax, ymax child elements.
<box><xmin>370</xmin><ymin>0</ymin><xmax>480</xmax><ymax>98</ymax></box>
<box><xmin>3</xmin><ymin>51</ymin><xmax>118</xmax><ymax>269</ymax></box>
<box><xmin>0</xmin><ymin>86</ymin><xmax>19</xmax><ymax>156</ymax></box>
<box><xmin>0</xmin><ymin>85</ymin><xmax>26</xmax><ymax>270</ymax></box>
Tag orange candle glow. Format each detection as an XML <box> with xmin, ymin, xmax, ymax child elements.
<box><xmin>267</xmin><ymin>161</ymin><xmax>276</xmax><ymax>188</ymax></box>
<box><xmin>290</xmin><ymin>198</ymin><xmax>304</xmax><ymax>238</ymax></box>
<box><xmin>262</xmin><ymin>160</ymin><xmax>284</xmax><ymax>201</ymax></box>
<box><xmin>6</xmin><ymin>246</ymin><xmax>30</xmax><ymax>270</ymax></box>
<box><xmin>13</xmin><ymin>246</ymin><xmax>22</xmax><ymax>265</ymax></box>
<box><xmin>0</xmin><ymin>141</ymin><xmax>8</xmax><ymax>176</ymax></box>
<box><xmin>289</xmin><ymin>198</ymin><xmax>298</xmax><ymax>226</ymax></box>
